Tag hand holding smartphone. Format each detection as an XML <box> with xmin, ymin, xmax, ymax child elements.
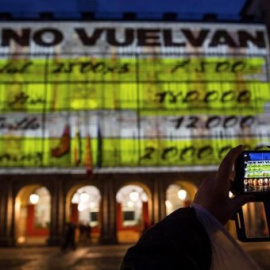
<box><xmin>234</xmin><ymin>150</ymin><xmax>270</xmax><ymax>201</ymax></box>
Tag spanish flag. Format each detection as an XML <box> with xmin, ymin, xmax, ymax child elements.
<box><xmin>51</xmin><ymin>124</ymin><xmax>70</xmax><ymax>158</ymax></box>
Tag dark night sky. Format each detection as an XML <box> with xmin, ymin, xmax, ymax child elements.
<box><xmin>0</xmin><ymin>0</ymin><xmax>247</xmax><ymax>20</ymax></box>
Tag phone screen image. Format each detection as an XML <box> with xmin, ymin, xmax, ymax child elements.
<box><xmin>242</xmin><ymin>152</ymin><xmax>270</xmax><ymax>193</ymax></box>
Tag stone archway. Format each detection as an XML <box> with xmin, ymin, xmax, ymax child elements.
<box><xmin>165</xmin><ymin>181</ymin><xmax>197</xmax><ymax>215</ymax></box>
<box><xmin>15</xmin><ymin>185</ymin><xmax>51</xmax><ymax>245</ymax></box>
<box><xmin>67</xmin><ymin>185</ymin><xmax>101</xmax><ymax>245</ymax></box>
<box><xmin>116</xmin><ymin>184</ymin><xmax>151</xmax><ymax>244</ymax></box>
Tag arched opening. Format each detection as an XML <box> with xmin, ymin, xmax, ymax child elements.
<box><xmin>69</xmin><ymin>185</ymin><xmax>101</xmax><ymax>245</ymax></box>
<box><xmin>116</xmin><ymin>184</ymin><xmax>150</xmax><ymax>244</ymax></box>
<box><xmin>165</xmin><ymin>181</ymin><xmax>197</xmax><ymax>215</ymax></box>
<box><xmin>241</xmin><ymin>202</ymin><xmax>269</xmax><ymax>238</ymax></box>
<box><xmin>15</xmin><ymin>185</ymin><xmax>51</xmax><ymax>246</ymax></box>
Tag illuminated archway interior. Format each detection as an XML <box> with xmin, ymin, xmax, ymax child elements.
<box><xmin>71</xmin><ymin>185</ymin><xmax>101</xmax><ymax>227</ymax></box>
<box><xmin>116</xmin><ymin>184</ymin><xmax>149</xmax><ymax>243</ymax></box>
<box><xmin>116</xmin><ymin>185</ymin><xmax>148</xmax><ymax>227</ymax></box>
<box><xmin>166</xmin><ymin>184</ymin><xmax>191</xmax><ymax>215</ymax></box>
<box><xmin>16</xmin><ymin>185</ymin><xmax>51</xmax><ymax>245</ymax></box>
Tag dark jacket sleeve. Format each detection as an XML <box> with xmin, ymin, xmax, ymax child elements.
<box><xmin>120</xmin><ymin>206</ymin><xmax>212</xmax><ymax>270</ymax></box>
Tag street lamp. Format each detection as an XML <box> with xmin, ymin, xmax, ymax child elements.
<box><xmin>79</xmin><ymin>192</ymin><xmax>89</xmax><ymax>203</ymax></box>
<box><xmin>29</xmin><ymin>193</ymin><xmax>39</xmax><ymax>205</ymax></box>
<box><xmin>129</xmin><ymin>190</ymin><xmax>139</xmax><ymax>201</ymax></box>
<box><xmin>177</xmin><ymin>189</ymin><xmax>187</xmax><ymax>201</ymax></box>
<box><xmin>71</xmin><ymin>193</ymin><xmax>80</xmax><ymax>204</ymax></box>
<box><xmin>126</xmin><ymin>201</ymin><xmax>134</xmax><ymax>207</ymax></box>
<box><xmin>78</xmin><ymin>203</ymin><xmax>85</xmax><ymax>212</ymax></box>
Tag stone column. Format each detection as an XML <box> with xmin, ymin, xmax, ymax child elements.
<box><xmin>99</xmin><ymin>178</ymin><xmax>117</xmax><ymax>244</ymax></box>
<box><xmin>47</xmin><ymin>178</ymin><xmax>65</xmax><ymax>246</ymax></box>
<box><xmin>152</xmin><ymin>177</ymin><xmax>166</xmax><ymax>224</ymax></box>
<box><xmin>0</xmin><ymin>180</ymin><xmax>16</xmax><ymax>247</ymax></box>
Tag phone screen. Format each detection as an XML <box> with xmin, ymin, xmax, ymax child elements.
<box><xmin>235</xmin><ymin>151</ymin><xmax>270</xmax><ymax>196</ymax></box>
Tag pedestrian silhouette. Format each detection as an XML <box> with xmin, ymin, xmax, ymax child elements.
<box><xmin>61</xmin><ymin>222</ymin><xmax>76</xmax><ymax>251</ymax></box>
<box><xmin>85</xmin><ymin>223</ymin><xmax>92</xmax><ymax>244</ymax></box>
<box><xmin>79</xmin><ymin>223</ymin><xmax>86</xmax><ymax>244</ymax></box>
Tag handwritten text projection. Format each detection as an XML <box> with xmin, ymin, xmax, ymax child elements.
<box><xmin>0</xmin><ymin>22</ymin><xmax>269</xmax><ymax>170</ymax></box>
<box><xmin>0</xmin><ymin>57</ymin><xmax>266</xmax><ymax>81</ymax></box>
<box><xmin>0</xmin><ymin>55</ymin><xmax>269</xmax><ymax>169</ymax></box>
<box><xmin>0</xmin><ymin>113</ymin><xmax>259</xmax><ymax>137</ymax></box>
<box><xmin>0</xmin><ymin>56</ymin><xmax>268</xmax><ymax>114</ymax></box>
<box><xmin>0</xmin><ymin>137</ymin><xmax>267</xmax><ymax>168</ymax></box>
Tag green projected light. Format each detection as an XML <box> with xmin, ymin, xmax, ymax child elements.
<box><xmin>1</xmin><ymin>57</ymin><xmax>268</xmax><ymax>113</ymax></box>
<box><xmin>0</xmin><ymin>22</ymin><xmax>269</xmax><ymax>171</ymax></box>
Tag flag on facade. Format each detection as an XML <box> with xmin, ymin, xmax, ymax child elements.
<box><xmin>74</xmin><ymin>126</ymin><xmax>82</xmax><ymax>166</ymax></box>
<box><xmin>85</xmin><ymin>131</ymin><xmax>92</xmax><ymax>174</ymax></box>
<box><xmin>51</xmin><ymin>124</ymin><xmax>70</xmax><ymax>158</ymax></box>
<box><xmin>96</xmin><ymin>123</ymin><xmax>103</xmax><ymax>168</ymax></box>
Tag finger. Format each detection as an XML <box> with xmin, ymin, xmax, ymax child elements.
<box><xmin>216</xmin><ymin>145</ymin><xmax>243</xmax><ymax>191</ymax></box>
<box><xmin>193</xmin><ymin>177</ymin><xmax>214</xmax><ymax>203</ymax></box>
<box><xmin>230</xmin><ymin>194</ymin><xmax>254</xmax><ymax>213</ymax></box>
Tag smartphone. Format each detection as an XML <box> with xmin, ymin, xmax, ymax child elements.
<box><xmin>234</xmin><ymin>150</ymin><xmax>270</xmax><ymax>200</ymax></box>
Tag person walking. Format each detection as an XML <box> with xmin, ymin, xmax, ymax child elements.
<box><xmin>61</xmin><ymin>222</ymin><xmax>76</xmax><ymax>251</ymax></box>
<box><xmin>85</xmin><ymin>223</ymin><xmax>92</xmax><ymax>244</ymax></box>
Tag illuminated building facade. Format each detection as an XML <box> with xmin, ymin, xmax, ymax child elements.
<box><xmin>0</xmin><ymin>13</ymin><xmax>270</xmax><ymax>246</ymax></box>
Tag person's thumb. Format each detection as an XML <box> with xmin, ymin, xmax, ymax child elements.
<box><xmin>230</xmin><ymin>195</ymin><xmax>254</xmax><ymax>213</ymax></box>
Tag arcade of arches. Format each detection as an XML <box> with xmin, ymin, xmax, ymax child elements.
<box><xmin>0</xmin><ymin>173</ymin><xmax>204</xmax><ymax>247</ymax></box>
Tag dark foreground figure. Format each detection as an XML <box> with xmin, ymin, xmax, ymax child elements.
<box><xmin>120</xmin><ymin>146</ymin><xmax>261</xmax><ymax>270</ymax></box>
<box><xmin>121</xmin><ymin>207</ymin><xmax>211</xmax><ymax>270</ymax></box>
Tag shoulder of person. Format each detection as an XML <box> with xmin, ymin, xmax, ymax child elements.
<box><xmin>121</xmin><ymin>207</ymin><xmax>212</xmax><ymax>270</ymax></box>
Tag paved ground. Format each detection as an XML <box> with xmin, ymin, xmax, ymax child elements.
<box><xmin>0</xmin><ymin>242</ymin><xmax>270</xmax><ymax>270</ymax></box>
<box><xmin>0</xmin><ymin>244</ymin><xmax>131</xmax><ymax>270</ymax></box>
<box><xmin>241</xmin><ymin>242</ymin><xmax>270</xmax><ymax>270</ymax></box>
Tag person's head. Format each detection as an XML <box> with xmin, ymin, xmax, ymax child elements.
<box><xmin>253</xmin><ymin>179</ymin><xmax>257</xmax><ymax>186</ymax></box>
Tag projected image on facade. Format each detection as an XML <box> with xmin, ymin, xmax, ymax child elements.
<box><xmin>0</xmin><ymin>22</ymin><xmax>269</xmax><ymax>171</ymax></box>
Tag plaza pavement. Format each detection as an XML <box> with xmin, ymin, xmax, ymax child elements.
<box><xmin>0</xmin><ymin>242</ymin><xmax>270</xmax><ymax>269</ymax></box>
<box><xmin>0</xmin><ymin>244</ymin><xmax>131</xmax><ymax>270</ymax></box>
